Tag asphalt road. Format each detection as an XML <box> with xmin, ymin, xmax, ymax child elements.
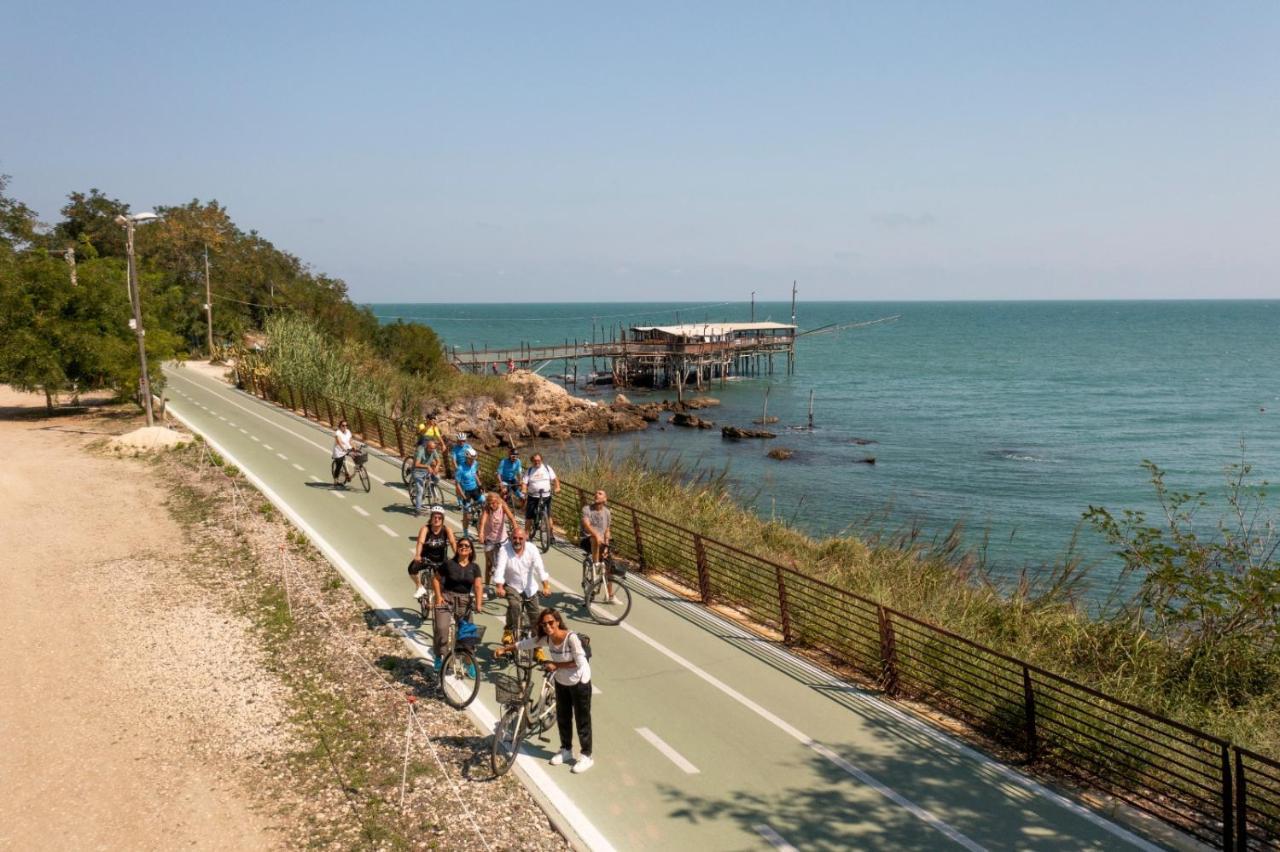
<box><xmin>164</xmin><ymin>365</ymin><xmax>1168</xmax><ymax>852</ymax></box>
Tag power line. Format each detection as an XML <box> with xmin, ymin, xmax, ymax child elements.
<box><xmin>369</xmin><ymin>300</ymin><xmax>739</xmax><ymax>323</ymax></box>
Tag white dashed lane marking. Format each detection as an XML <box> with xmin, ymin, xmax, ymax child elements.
<box><xmin>378</xmin><ymin>524</ymin><xmax>398</xmax><ymax>538</ymax></box>
<box><xmin>332</xmin><ymin>491</ymin><xmax>346</xmax><ymax>500</ymax></box>
<box><xmin>352</xmin><ymin>506</ymin><xmax>370</xmax><ymax>517</ymax></box>
<box><xmin>635</xmin><ymin>727</ymin><xmax>700</xmax><ymax>774</ymax></box>
<box><xmin>292</xmin><ymin>463</ymin><xmax>304</xmax><ymax>471</ymax></box>
<box><xmin>754</xmin><ymin>824</ymin><xmax>798</xmax><ymax>851</ymax></box>
<box><xmin>276</xmin><ymin>452</ymin><xmax>288</xmax><ymax>461</ymax></box>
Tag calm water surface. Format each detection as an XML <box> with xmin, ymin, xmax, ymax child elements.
<box><xmin>370</xmin><ymin>300</ymin><xmax>1280</xmax><ymax>595</ymax></box>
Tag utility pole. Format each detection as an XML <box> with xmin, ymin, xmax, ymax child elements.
<box><xmin>203</xmin><ymin>243</ymin><xmax>215</xmax><ymax>358</ymax></box>
<box><xmin>751</xmin><ymin>290</ymin><xmax>755</xmax><ymax>322</ymax></box>
<box><xmin>790</xmin><ymin>280</ymin><xmax>797</xmax><ymax>327</ymax></box>
<box><xmin>64</xmin><ymin>246</ymin><xmax>77</xmax><ymax>286</ymax></box>
<box><xmin>117</xmin><ymin>212</ymin><xmax>159</xmax><ymax>426</ymax></box>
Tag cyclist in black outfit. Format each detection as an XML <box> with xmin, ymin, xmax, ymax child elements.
<box><xmin>411</xmin><ymin>506</ymin><xmax>456</xmax><ymax>601</ymax></box>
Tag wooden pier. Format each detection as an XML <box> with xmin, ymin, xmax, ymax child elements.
<box><xmin>451</xmin><ymin>321</ymin><xmax>797</xmax><ymax>396</ymax></box>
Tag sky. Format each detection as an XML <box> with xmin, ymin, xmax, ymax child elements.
<box><xmin>2</xmin><ymin>2</ymin><xmax>1277</xmax><ymax>302</ymax></box>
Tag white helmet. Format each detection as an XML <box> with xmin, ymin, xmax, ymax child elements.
<box><xmin>455</xmin><ymin>432</ymin><xmax>467</xmax><ymax>441</ymax></box>
<box><xmin>429</xmin><ymin>505</ymin><xmax>445</xmax><ymax>516</ymax></box>
<box><xmin>464</xmin><ymin>447</ymin><xmax>478</xmax><ymax>458</ymax></box>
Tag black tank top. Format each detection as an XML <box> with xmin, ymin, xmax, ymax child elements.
<box><xmin>421</xmin><ymin>527</ymin><xmax>449</xmax><ymax>565</ymax></box>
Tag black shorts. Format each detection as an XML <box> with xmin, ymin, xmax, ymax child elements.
<box><xmin>525</xmin><ymin>494</ymin><xmax>551</xmax><ymax>520</ymax></box>
<box><xmin>461</xmin><ymin>486</ymin><xmax>482</xmax><ymax>503</ymax></box>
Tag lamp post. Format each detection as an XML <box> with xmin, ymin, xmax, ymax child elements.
<box><xmin>116</xmin><ymin>211</ymin><xmax>160</xmax><ymax>426</ymax></box>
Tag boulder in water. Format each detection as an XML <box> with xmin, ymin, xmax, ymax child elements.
<box><xmin>767</xmin><ymin>448</ymin><xmax>793</xmax><ymax>460</ymax></box>
<box><xmin>722</xmin><ymin>425</ymin><xmax>776</xmax><ymax>440</ymax></box>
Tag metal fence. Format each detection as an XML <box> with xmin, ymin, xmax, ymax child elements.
<box><xmin>237</xmin><ymin>371</ymin><xmax>1278</xmax><ymax>850</ymax></box>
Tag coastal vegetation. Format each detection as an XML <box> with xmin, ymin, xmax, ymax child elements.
<box><xmin>565</xmin><ymin>448</ymin><xmax>1280</xmax><ymax>758</ymax></box>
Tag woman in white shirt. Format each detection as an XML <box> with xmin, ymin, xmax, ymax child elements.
<box><xmin>331</xmin><ymin>419</ymin><xmax>354</xmax><ymax>483</ymax></box>
<box><xmin>495</xmin><ymin>608</ymin><xmax>594</xmax><ymax>773</ymax></box>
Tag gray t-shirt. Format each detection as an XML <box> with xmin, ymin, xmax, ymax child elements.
<box><xmin>581</xmin><ymin>504</ymin><xmax>611</xmax><ymax>537</ymax></box>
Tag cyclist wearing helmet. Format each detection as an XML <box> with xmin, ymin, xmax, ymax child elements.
<box><xmin>411</xmin><ymin>506</ymin><xmax>457</xmax><ymax>600</ymax></box>
<box><xmin>411</xmin><ymin>438</ymin><xmax>442</xmax><ymax>516</ymax></box>
<box><xmin>449</xmin><ymin>433</ymin><xmax>474</xmax><ymax>479</ymax></box>
<box><xmin>455</xmin><ymin>447</ymin><xmax>483</xmax><ymax>529</ymax></box>
<box><xmin>496</xmin><ymin>447</ymin><xmax>524</xmax><ymax>507</ymax></box>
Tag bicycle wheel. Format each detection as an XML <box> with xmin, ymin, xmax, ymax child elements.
<box><xmin>439</xmin><ymin>651</ymin><xmax>481</xmax><ymax>709</ymax></box>
<box><xmin>401</xmin><ymin>456</ymin><xmax>413</xmax><ymax>485</ymax></box>
<box><xmin>588</xmin><ymin>574</ymin><xmax>632</xmax><ymax>626</ymax></box>
<box><xmin>491</xmin><ymin>706</ymin><xmax>526</xmax><ymax>776</ymax></box>
<box><xmin>538</xmin><ymin>506</ymin><xmax>553</xmax><ymax>551</ymax></box>
<box><xmin>428</xmin><ymin>480</ymin><xmax>445</xmax><ymax>508</ymax></box>
<box><xmin>358</xmin><ymin>465</ymin><xmax>371</xmax><ymax>493</ymax></box>
<box><xmin>529</xmin><ymin>679</ymin><xmax>558</xmax><ymax>735</ymax></box>
<box><xmin>580</xmin><ymin>556</ymin><xmax>599</xmax><ymax>609</ymax></box>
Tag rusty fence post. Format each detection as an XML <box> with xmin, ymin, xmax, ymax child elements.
<box><xmin>1235</xmin><ymin>748</ymin><xmax>1247</xmax><ymax>851</ymax></box>
<box><xmin>631</xmin><ymin>509</ymin><xmax>646</xmax><ymax>572</ymax></box>
<box><xmin>1221</xmin><ymin>743</ymin><xmax>1234</xmax><ymax>852</ymax></box>
<box><xmin>394</xmin><ymin>421</ymin><xmax>405</xmax><ymax>457</ymax></box>
<box><xmin>1022</xmin><ymin>665</ymin><xmax>1038</xmax><ymax>762</ymax></box>
<box><xmin>693</xmin><ymin>534</ymin><xmax>712</xmax><ymax>604</ymax></box>
<box><xmin>775</xmin><ymin>565</ymin><xmax>793</xmax><ymax>644</ymax></box>
<box><xmin>877</xmin><ymin>606</ymin><xmax>899</xmax><ymax>696</ymax></box>
<box><xmin>355</xmin><ymin>407</ymin><xmax>366</xmax><ymax>441</ymax></box>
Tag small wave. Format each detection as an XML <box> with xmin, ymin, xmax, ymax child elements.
<box><xmin>989</xmin><ymin>449</ymin><xmax>1053</xmax><ymax>463</ymax></box>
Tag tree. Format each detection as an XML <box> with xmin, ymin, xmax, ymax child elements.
<box><xmin>50</xmin><ymin>188</ymin><xmax>130</xmax><ymax>259</ymax></box>
<box><xmin>376</xmin><ymin>320</ymin><xmax>446</xmax><ymax>377</ymax></box>
<box><xmin>0</xmin><ymin>174</ymin><xmax>41</xmax><ymax>256</ymax></box>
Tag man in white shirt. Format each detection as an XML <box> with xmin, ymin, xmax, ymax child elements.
<box><xmin>494</xmin><ymin>528</ymin><xmax>551</xmax><ymax>640</ymax></box>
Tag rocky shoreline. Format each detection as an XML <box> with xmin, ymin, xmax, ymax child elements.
<box><xmin>435</xmin><ymin>370</ymin><xmax>721</xmax><ymax>449</ymax></box>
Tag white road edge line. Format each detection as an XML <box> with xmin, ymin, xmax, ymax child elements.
<box><xmin>166</xmin><ymin>401</ymin><xmax>617</xmax><ymax>852</ymax></box>
<box><xmin>352</xmin><ymin>505</ymin><xmax>370</xmax><ymax>517</ymax></box>
<box><xmin>754</xmin><ymin>824</ymin><xmax>798</xmax><ymax>852</ymax></box>
<box><xmin>378</xmin><ymin>524</ymin><xmax>399</xmax><ymax>538</ymax></box>
<box><xmin>635</xmin><ymin>727</ymin><xmax>699</xmax><ymax>775</ymax></box>
<box><xmin>625</xmin><ymin>574</ymin><xmax>1161</xmax><ymax>852</ymax></box>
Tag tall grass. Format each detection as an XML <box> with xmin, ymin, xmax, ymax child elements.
<box><xmin>564</xmin><ymin>446</ymin><xmax>1280</xmax><ymax>758</ymax></box>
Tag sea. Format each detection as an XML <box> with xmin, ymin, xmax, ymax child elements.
<box><xmin>369</xmin><ymin>300</ymin><xmax>1280</xmax><ymax>598</ymax></box>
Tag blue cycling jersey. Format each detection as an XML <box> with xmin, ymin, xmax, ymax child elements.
<box><xmin>451</xmin><ymin>443</ymin><xmax>473</xmax><ymax>468</ymax></box>
<box><xmin>497</xmin><ymin>457</ymin><xmax>523</xmax><ymax>483</ymax></box>
<box><xmin>456</xmin><ymin>460</ymin><xmax>480</xmax><ymax>492</ymax></box>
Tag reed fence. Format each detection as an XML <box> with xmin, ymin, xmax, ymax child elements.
<box><xmin>237</xmin><ymin>370</ymin><xmax>1279</xmax><ymax>851</ymax></box>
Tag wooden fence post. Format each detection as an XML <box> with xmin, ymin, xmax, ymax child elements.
<box><xmin>877</xmin><ymin>606</ymin><xmax>899</xmax><ymax>696</ymax></box>
<box><xmin>693</xmin><ymin>534</ymin><xmax>712</xmax><ymax>604</ymax></box>
<box><xmin>1022</xmin><ymin>665</ymin><xmax>1038</xmax><ymax>762</ymax></box>
<box><xmin>775</xmin><ymin>565</ymin><xmax>793</xmax><ymax>644</ymax></box>
<box><xmin>631</xmin><ymin>509</ymin><xmax>646</xmax><ymax>571</ymax></box>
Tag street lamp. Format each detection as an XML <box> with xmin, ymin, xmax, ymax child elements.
<box><xmin>116</xmin><ymin>211</ymin><xmax>160</xmax><ymax>426</ymax></box>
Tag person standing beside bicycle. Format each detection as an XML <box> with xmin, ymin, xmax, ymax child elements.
<box><xmin>411</xmin><ymin>506</ymin><xmax>456</xmax><ymax>603</ymax></box>
<box><xmin>331</xmin><ymin>419</ymin><xmax>354</xmax><ymax>484</ymax></box>
<box><xmin>479</xmin><ymin>491</ymin><xmax>518</xmax><ymax>592</ymax></box>
<box><xmin>495</xmin><ymin>608</ymin><xmax>594</xmax><ymax>774</ymax></box>
<box><xmin>580</xmin><ymin>489</ymin><xmax>616</xmax><ymax>603</ymax></box>
<box><xmin>431</xmin><ymin>538</ymin><xmax>483</xmax><ymax>672</ymax></box>
<box><xmin>521</xmin><ymin>452</ymin><xmax>560</xmax><ymax>537</ymax></box>
<box><xmin>493</xmin><ymin>527</ymin><xmax>551</xmax><ymax>644</ymax></box>
<box><xmin>411</xmin><ymin>438</ymin><xmax>443</xmax><ymax>517</ymax></box>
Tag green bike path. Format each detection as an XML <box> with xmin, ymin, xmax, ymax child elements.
<box><xmin>163</xmin><ymin>366</ymin><xmax>1170</xmax><ymax>852</ymax></box>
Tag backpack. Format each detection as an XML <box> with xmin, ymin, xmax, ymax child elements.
<box><xmin>571</xmin><ymin>631</ymin><xmax>592</xmax><ymax>661</ymax></box>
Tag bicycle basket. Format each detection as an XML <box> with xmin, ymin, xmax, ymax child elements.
<box><xmin>457</xmin><ymin>621</ymin><xmax>485</xmax><ymax>650</ymax></box>
<box><xmin>492</xmin><ymin>672</ymin><xmax>523</xmax><ymax>706</ymax></box>
<box><xmin>353</xmin><ymin>449</ymin><xmax>369</xmax><ymax>465</ymax></box>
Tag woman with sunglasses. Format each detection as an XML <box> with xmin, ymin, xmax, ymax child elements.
<box><xmin>495</xmin><ymin>608</ymin><xmax>594</xmax><ymax>773</ymax></box>
<box><xmin>431</xmin><ymin>537</ymin><xmax>483</xmax><ymax>672</ymax></box>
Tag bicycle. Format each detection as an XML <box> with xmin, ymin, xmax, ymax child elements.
<box><xmin>490</xmin><ymin>654</ymin><xmax>557</xmax><ymax>776</ymax></box>
<box><xmin>411</xmin><ymin>474</ymin><xmax>446</xmax><ymax>516</ymax></box>
<box><xmin>525</xmin><ymin>494</ymin><xmax>555</xmax><ymax>552</ymax></box>
<box><xmin>437</xmin><ymin>601</ymin><xmax>484</xmax><ymax>710</ymax></box>
<box><xmin>581</xmin><ymin>542</ymin><xmax>632</xmax><ymax>626</ymax></box>
<box><xmin>337</xmin><ymin>444</ymin><xmax>371</xmax><ymax>492</ymax></box>
<box><xmin>459</xmin><ymin>490</ymin><xmax>485</xmax><ymax>539</ymax></box>
<box><xmin>412</xmin><ymin>561</ymin><xmax>438</xmax><ymax>621</ymax></box>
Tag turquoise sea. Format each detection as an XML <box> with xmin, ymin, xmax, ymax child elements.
<box><xmin>370</xmin><ymin>301</ymin><xmax>1280</xmax><ymax>595</ymax></box>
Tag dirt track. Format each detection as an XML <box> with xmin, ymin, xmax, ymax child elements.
<box><xmin>0</xmin><ymin>388</ymin><xmax>278</xmax><ymax>851</ymax></box>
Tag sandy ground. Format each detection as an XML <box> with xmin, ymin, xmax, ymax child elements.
<box><xmin>0</xmin><ymin>386</ymin><xmax>279</xmax><ymax>851</ymax></box>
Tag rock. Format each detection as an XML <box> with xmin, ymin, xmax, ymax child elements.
<box><xmin>613</xmin><ymin>393</ymin><xmax>631</xmax><ymax>406</ymax></box>
<box><xmin>767</xmin><ymin>448</ymin><xmax>793</xmax><ymax>460</ymax></box>
<box><xmin>851</xmin><ymin>437</ymin><xmax>878</xmax><ymax>446</ymax></box>
<box><xmin>671</xmin><ymin>411</ymin><xmax>715</xmax><ymax>429</ymax></box>
<box><xmin>682</xmin><ymin>396</ymin><xmax>720</xmax><ymax>409</ymax></box>
<box><xmin>858</xmin><ymin>456</ymin><xmax>877</xmax><ymax>464</ymax></box>
<box><xmin>751</xmin><ymin>416</ymin><xmax>780</xmax><ymax>425</ymax></box>
<box><xmin>722</xmin><ymin>426</ymin><xmax>776</xmax><ymax>439</ymax></box>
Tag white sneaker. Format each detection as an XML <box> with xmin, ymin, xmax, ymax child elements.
<box><xmin>572</xmin><ymin>755</ymin><xmax>594</xmax><ymax>774</ymax></box>
<box><xmin>549</xmin><ymin>749</ymin><xmax>572</xmax><ymax>766</ymax></box>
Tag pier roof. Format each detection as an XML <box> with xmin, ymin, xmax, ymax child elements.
<box><xmin>630</xmin><ymin>321</ymin><xmax>795</xmax><ymax>336</ymax></box>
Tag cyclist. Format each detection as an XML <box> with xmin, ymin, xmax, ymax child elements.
<box><xmin>496</xmin><ymin>447</ymin><xmax>524</xmax><ymax>507</ymax></box>
<box><xmin>411</xmin><ymin>506</ymin><xmax>456</xmax><ymax>603</ymax></box>
<box><xmin>449</xmin><ymin>433</ymin><xmax>473</xmax><ymax>480</ymax></box>
<box><xmin>493</xmin><ymin>527</ymin><xmax>551</xmax><ymax>644</ymax></box>
<box><xmin>331</xmin><ymin>419</ymin><xmax>355</xmax><ymax>484</ymax></box>
<box><xmin>494</xmin><ymin>608</ymin><xmax>593</xmax><ymax>773</ymax></box>
<box><xmin>411</xmin><ymin>438</ymin><xmax>443</xmax><ymax>517</ymax></box>
<box><xmin>454</xmin><ymin>447</ymin><xmax>483</xmax><ymax>528</ymax></box>
<box><xmin>431</xmin><ymin>538</ymin><xmax>483</xmax><ymax>672</ymax></box>
<box><xmin>580</xmin><ymin>489</ymin><xmax>616</xmax><ymax>603</ymax></box>
<box><xmin>522</xmin><ymin>452</ymin><xmax>560</xmax><ymax>538</ymax></box>
<box><xmin>479</xmin><ymin>491</ymin><xmax>519</xmax><ymax>591</ymax></box>
<box><xmin>418</xmin><ymin>416</ymin><xmax>444</xmax><ymax>449</ymax></box>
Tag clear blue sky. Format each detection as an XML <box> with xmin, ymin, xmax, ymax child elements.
<box><xmin>2</xmin><ymin>2</ymin><xmax>1276</xmax><ymax>301</ymax></box>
